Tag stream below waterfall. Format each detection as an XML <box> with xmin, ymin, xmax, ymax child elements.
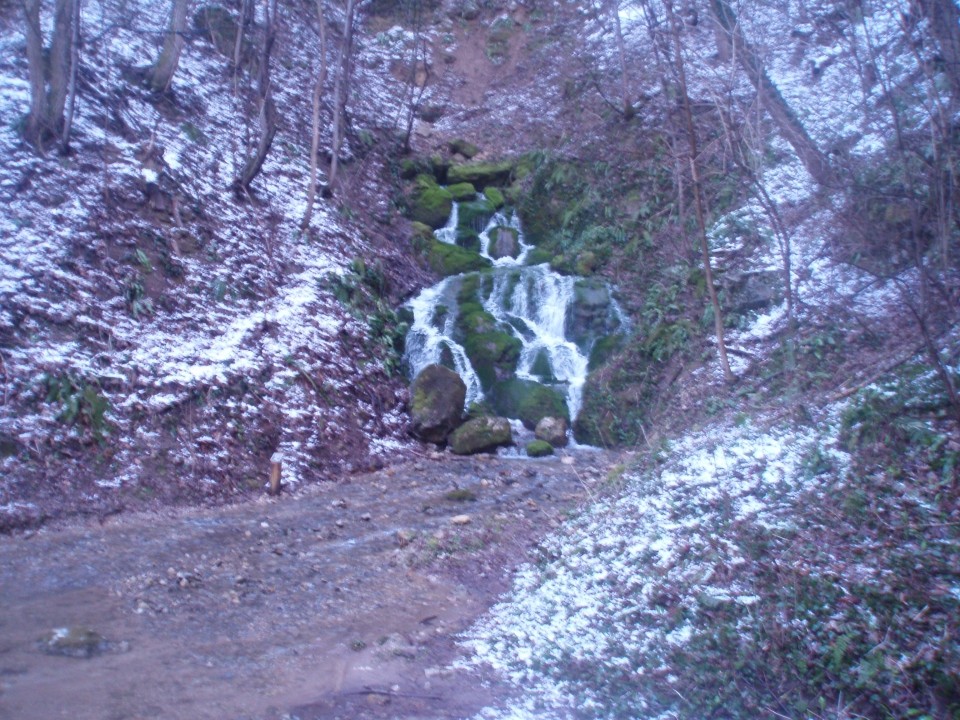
<box><xmin>403</xmin><ymin>197</ymin><xmax>626</xmax><ymax>448</ymax></box>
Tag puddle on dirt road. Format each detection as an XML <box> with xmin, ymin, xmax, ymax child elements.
<box><xmin>0</xmin><ymin>450</ymin><xmax>625</xmax><ymax>720</ymax></box>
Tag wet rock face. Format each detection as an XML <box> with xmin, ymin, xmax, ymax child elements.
<box><xmin>489</xmin><ymin>226</ymin><xmax>520</xmax><ymax>259</ymax></box>
<box><xmin>535</xmin><ymin>416</ymin><xmax>569</xmax><ymax>447</ymax></box>
<box><xmin>449</xmin><ymin>416</ymin><xmax>513</xmax><ymax>455</ymax></box>
<box><xmin>491</xmin><ymin>379</ymin><xmax>569</xmax><ymax>431</ymax></box>
<box><xmin>567</xmin><ymin>278</ymin><xmax>613</xmax><ymax>347</ymax></box>
<box><xmin>410</xmin><ymin>364</ymin><xmax>466</xmax><ymax>444</ymax></box>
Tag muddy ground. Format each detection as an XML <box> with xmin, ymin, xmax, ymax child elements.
<box><xmin>0</xmin><ymin>449</ymin><xmax>627</xmax><ymax>719</ymax></box>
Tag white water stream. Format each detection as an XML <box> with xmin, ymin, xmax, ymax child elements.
<box><xmin>404</xmin><ymin>199</ymin><xmax>622</xmax><ymax>426</ymax></box>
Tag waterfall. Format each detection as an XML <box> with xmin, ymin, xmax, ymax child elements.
<box><xmin>403</xmin><ymin>199</ymin><xmax>623</xmax><ymax>434</ymax></box>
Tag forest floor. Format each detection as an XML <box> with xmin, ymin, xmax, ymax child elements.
<box><xmin>0</xmin><ymin>447</ymin><xmax>625</xmax><ymax>720</ymax></box>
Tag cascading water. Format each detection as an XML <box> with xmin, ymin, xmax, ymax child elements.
<box><xmin>403</xmin><ymin>196</ymin><xmax>624</xmax><ymax>442</ymax></box>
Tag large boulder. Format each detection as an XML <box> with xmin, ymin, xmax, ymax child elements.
<box><xmin>567</xmin><ymin>278</ymin><xmax>614</xmax><ymax>347</ymax></box>
<box><xmin>535</xmin><ymin>416</ymin><xmax>569</xmax><ymax>447</ymax></box>
<box><xmin>427</xmin><ymin>240</ymin><xmax>491</xmax><ymax>276</ymax></box>
<box><xmin>447</xmin><ymin>182</ymin><xmax>477</xmax><ymax>201</ymax></box>
<box><xmin>491</xmin><ymin>379</ymin><xmax>569</xmax><ymax>430</ymax></box>
<box><xmin>447</xmin><ymin>161</ymin><xmax>514</xmax><ymax>189</ymax></box>
<box><xmin>723</xmin><ymin>269</ymin><xmax>784</xmax><ymax>315</ymax></box>
<box><xmin>410</xmin><ymin>365</ymin><xmax>466</xmax><ymax>443</ymax></box>
<box><xmin>449</xmin><ymin>416</ymin><xmax>513</xmax><ymax>455</ymax></box>
<box><xmin>489</xmin><ymin>226</ymin><xmax>520</xmax><ymax>259</ymax></box>
<box><xmin>409</xmin><ymin>174</ymin><xmax>453</xmax><ymax>229</ymax></box>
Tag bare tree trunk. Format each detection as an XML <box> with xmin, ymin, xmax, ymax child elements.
<box><xmin>150</xmin><ymin>0</ymin><xmax>190</xmax><ymax>93</ymax></box>
<box><xmin>710</xmin><ymin>0</ymin><xmax>835</xmax><ymax>187</ymax></box>
<box><xmin>665</xmin><ymin>0</ymin><xmax>734</xmax><ymax>384</ymax></box>
<box><xmin>608</xmin><ymin>0</ymin><xmax>633</xmax><ymax>119</ymax></box>
<box><xmin>60</xmin><ymin>0</ymin><xmax>81</xmax><ymax>153</ymax></box>
<box><xmin>326</xmin><ymin>0</ymin><xmax>356</xmax><ymax>196</ymax></box>
<box><xmin>915</xmin><ymin>0</ymin><xmax>960</xmax><ymax>107</ymax></box>
<box><xmin>233</xmin><ymin>0</ymin><xmax>279</xmax><ymax>194</ymax></box>
<box><xmin>232</xmin><ymin>0</ymin><xmax>252</xmax><ymax>93</ymax></box>
<box><xmin>24</xmin><ymin>0</ymin><xmax>48</xmax><ymax>146</ymax></box>
<box><xmin>48</xmin><ymin>0</ymin><xmax>74</xmax><ymax>134</ymax></box>
<box><xmin>301</xmin><ymin>0</ymin><xmax>329</xmax><ymax>229</ymax></box>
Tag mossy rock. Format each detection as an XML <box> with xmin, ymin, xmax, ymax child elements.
<box><xmin>529</xmin><ymin>348</ymin><xmax>557</xmax><ymax>382</ymax></box>
<box><xmin>588</xmin><ymin>333</ymin><xmax>625</xmax><ymax>371</ymax></box>
<box><xmin>457</xmin><ymin>199</ymin><xmax>495</xmax><ymax>233</ymax></box>
<box><xmin>456</xmin><ymin>227</ymin><xmax>481</xmax><ymax>253</ymax></box>
<box><xmin>427</xmin><ymin>240</ymin><xmax>491</xmax><ymax>276</ymax></box>
<box><xmin>525</xmin><ymin>440</ymin><xmax>554</xmax><ymax>458</ymax></box>
<box><xmin>449</xmin><ymin>139</ymin><xmax>480</xmax><ymax>159</ymax></box>
<box><xmin>464</xmin><ymin>331</ymin><xmax>522</xmax><ymax>388</ymax></box>
<box><xmin>457</xmin><ymin>303</ymin><xmax>498</xmax><ymax>335</ymax></box>
<box><xmin>484</xmin><ymin>186</ymin><xmax>505</xmax><ymax>209</ymax></box>
<box><xmin>448</xmin><ymin>182</ymin><xmax>477</xmax><ymax>201</ymax></box>
<box><xmin>449</xmin><ymin>416</ymin><xmax>512</xmax><ymax>455</ymax></box>
<box><xmin>491</xmin><ymin>379</ymin><xmax>569</xmax><ymax>430</ymax></box>
<box><xmin>525</xmin><ymin>247</ymin><xmax>552</xmax><ymax>266</ymax></box>
<box><xmin>447</xmin><ymin>161</ymin><xmax>514</xmax><ymax>189</ymax></box>
<box><xmin>456</xmin><ymin>273</ymin><xmax>482</xmax><ymax>304</ymax></box>
<box><xmin>410</xmin><ymin>364</ymin><xmax>466</xmax><ymax>444</ymax></box>
<box><xmin>39</xmin><ymin>627</ymin><xmax>108</xmax><ymax>659</ymax></box>
<box><xmin>410</xmin><ymin>221</ymin><xmax>436</xmax><ymax>253</ymax></box>
<box><xmin>409</xmin><ymin>174</ymin><xmax>453</xmax><ymax>229</ymax></box>
<box><xmin>400</xmin><ymin>157</ymin><xmax>430</xmax><ymax>180</ymax></box>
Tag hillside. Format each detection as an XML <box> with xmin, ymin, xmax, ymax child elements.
<box><xmin>1</xmin><ymin>0</ymin><xmax>959</xmax><ymax>718</ymax></box>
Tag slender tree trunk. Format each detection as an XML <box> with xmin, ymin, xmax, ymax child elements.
<box><xmin>232</xmin><ymin>0</ymin><xmax>251</xmax><ymax>93</ymax></box>
<box><xmin>47</xmin><ymin>0</ymin><xmax>74</xmax><ymax>135</ymax></box>
<box><xmin>710</xmin><ymin>0</ymin><xmax>835</xmax><ymax>186</ymax></box>
<box><xmin>608</xmin><ymin>0</ymin><xmax>633</xmax><ymax>119</ymax></box>
<box><xmin>60</xmin><ymin>0</ymin><xmax>81</xmax><ymax>153</ymax></box>
<box><xmin>234</xmin><ymin>0</ymin><xmax>279</xmax><ymax>193</ymax></box>
<box><xmin>150</xmin><ymin>0</ymin><xmax>190</xmax><ymax>93</ymax></box>
<box><xmin>326</xmin><ymin>0</ymin><xmax>356</xmax><ymax>196</ymax></box>
<box><xmin>666</xmin><ymin>0</ymin><xmax>734</xmax><ymax>384</ymax></box>
<box><xmin>24</xmin><ymin>0</ymin><xmax>48</xmax><ymax>146</ymax></box>
<box><xmin>301</xmin><ymin>0</ymin><xmax>328</xmax><ymax>229</ymax></box>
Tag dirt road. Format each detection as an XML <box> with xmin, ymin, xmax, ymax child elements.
<box><xmin>0</xmin><ymin>450</ymin><xmax>621</xmax><ymax>719</ymax></box>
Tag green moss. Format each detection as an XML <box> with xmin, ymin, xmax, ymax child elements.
<box><xmin>427</xmin><ymin>240</ymin><xmax>491</xmax><ymax>276</ymax></box>
<box><xmin>447</xmin><ymin>161</ymin><xmax>514</xmax><ymax>189</ymax></box>
<box><xmin>457</xmin><ymin>303</ymin><xmax>498</xmax><ymax>335</ymax></box>
<box><xmin>588</xmin><ymin>334</ymin><xmax>625</xmax><ymax>371</ymax></box>
<box><xmin>484</xmin><ymin>186</ymin><xmax>506</xmax><ymax>209</ymax></box>
<box><xmin>448</xmin><ymin>182</ymin><xmax>477</xmax><ymax>201</ymax></box>
<box><xmin>449</xmin><ymin>139</ymin><xmax>480</xmax><ymax>159</ymax></box>
<box><xmin>530</xmin><ymin>349</ymin><xmax>557</xmax><ymax>382</ymax></box>
<box><xmin>410</xmin><ymin>221</ymin><xmax>435</xmax><ymax>253</ymax></box>
<box><xmin>525</xmin><ymin>440</ymin><xmax>554</xmax><ymax>458</ymax></box>
<box><xmin>449</xmin><ymin>416</ymin><xmax>513</xmax><ymax>455</ymax></box>
<box><xmin>464</xmin><ymin>331</ymin><xmax>522</xmax><ymax>388</ymax></box>
<box><xmin>400</xmin><ymin>157</ymin><xmax>430</xmax><ymax>180</ymax></box>
<box><xmin>458</xmin><ymin>199</ymin><xmax>495</xmax><ymax>233</ymax></box>
<box><xmin>491</xmin><ymin>379</ymin><xmax>569</xmax><ymax>430</ymax></box>
<box><xmin>525</xmin><ymin>247</ymin><xmax>553</xmax><ymax>266</ymax></box>
<box><xmin>456</xmin><ymin>227</ymin><xmax>481</xmax><ymax>253</ymax></box>
<box><xmin>457</xmin><ymin>274</ymin><xmax>481</xmax><ymax>304</ymax></box>
<box><xmin>409</xmin><ymin>174</ymin><xmax>453</xmax><ymax>228</ymax></box>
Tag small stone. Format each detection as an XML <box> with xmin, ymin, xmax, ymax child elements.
<box><xmin>360</xmin><ymin>513</ymin><xmax>372</xmax><ymax>522</ymax></box>
<box><xmin>450</xmin><ymin>514</ymin><xmax>471</xmax><ymax>525</ymax></box>
<box><xmin>39</xmin><ymin>627</ymin><xmax>108</xmax><ymax>658</ymax></box>
<box><xmin>561</xmin><ymin>456</ymin><xmax>575</xmax><ymax>465</ymax></box>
